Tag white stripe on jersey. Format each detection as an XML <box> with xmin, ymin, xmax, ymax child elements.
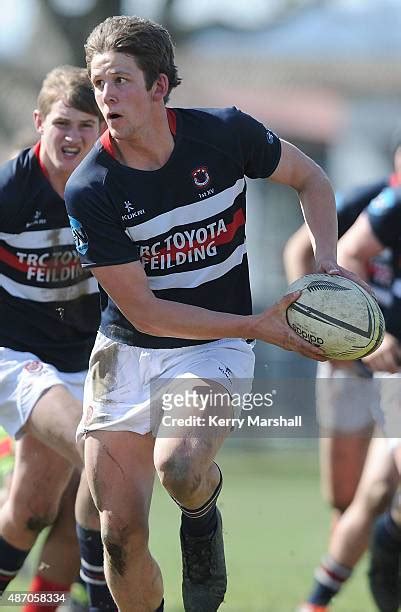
<box><xmin>126</xmin><ymin>178</ymin><xmax>245</xmax><ymax>242</ymax></box>
<box><xmin>148</xmin><ymin>242</ymin><xmax>247</xmax><ymax>291</ymax></box>
<box><xmin>0</xmin><ymin>227</ymin><xmax>74</xmax><ymax>248</ymax></box>
<box><xmin>0</xmin><ymin>273</ymin><xmax>98</xmax><ymax>302</ymax></box>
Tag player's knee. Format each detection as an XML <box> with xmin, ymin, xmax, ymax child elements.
<box><xmin>7</xmin><ymin>496</ymin><xmax>59</xmax><ymax>535</ymax></box>
<box><xmin>26</xmin><ymin>511</ymin><xmax>55</xmax><ymax>534</ymax></box>
<box><xmin>101</xmin><ymin>513</ymin><xmax>148</xmax><ymax>577</ymax></box>
<box><xmin>364</xmin><ymin>479</ymin><xmax>394</xmax><ymax>515</ymax></box>
<box><xmin>156</xmin><ymin>453</ymin><xmax>201</xmax><ymax>500</ymax></box>
<box><xmin>331</xmin><ymin>497</ymin><xmax>352</xmax><ymax>514</ymax></box>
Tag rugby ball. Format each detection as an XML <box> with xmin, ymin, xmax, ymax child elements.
<box><xmin>286</xmin><ymin>273</ymin><xmax>385</xmax><ymax>360</ymax></box>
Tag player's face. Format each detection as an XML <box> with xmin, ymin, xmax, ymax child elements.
<box><xmin>90</xmin><ymin>51</ymin><xmax>156</xmax><ymax>140</ymax></box>
<box><xmin>34</xmin><ymin>99</ymin><xmax>100</xmax><ymax>175</ymax></box>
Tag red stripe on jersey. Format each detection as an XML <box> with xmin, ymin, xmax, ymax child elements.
<box><xmin>32</xmin><ymin>141</ymin><xmax>49</xmax><ymax>179</ymax></box>
<box><xmin>0</xmin><ymin>246</ymin><xmax>78</xmax><ymax>273</ymax></box>
<box><xmin>100</xmin><ymin>130</ymin><xmax>116</xmax><ymax>158</ymax></box>
<box><xmin>167</xmin><ymin>108</ymin><xmax>177</xmax><ymax>136</ymax></box>
<box><xmin>0</xmin><ymin>246</ymin><xmax>28</xmax><ymax>272</ymax></box>
<box><xmin>142</xmin><ymin>208</ymin><xmax>245</xmax><ymax>264</ymax></box>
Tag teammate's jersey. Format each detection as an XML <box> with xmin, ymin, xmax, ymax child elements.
<box><xmin>65</xmin><ymin>107</ymin><xmax>281</xmax><ymax>349</ymax></box>
<box><xmin>0</xmin><ymin>144</ymin><xmax>99</xmax><ymax>372</ymax></box>
<box><xmin>335</xmin><ymin>175</ymin><xmax>401</xmax><ymax>342</ymax></box>
<box><xmin>366</xmin><ymin>185</ymin><xmax>401</xmax><ymax>340</ymax></box>
<box><xmin>336</xmin><ymin>178</ymin><xmax>389</xmax><ymax>237</ymax></box>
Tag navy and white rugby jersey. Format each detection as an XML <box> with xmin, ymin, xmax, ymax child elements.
<box><xmin>365</xmin><ymin>185</ymin><xmax>401</xmax><ymax>340</ymax></box>
<box><xmin>65</xmin><ymin>107</ymin><xmax>281</xmax><ymax>349</ymax></box>
<box><xmin>0</xmin><ymin>144</ymin><xmax>100</xmax><ymax>372</ymax></box>
<box><xmin>336</xmin><ymin>175</ymin><xmax>401</xmax><ymax>340</ymax></box>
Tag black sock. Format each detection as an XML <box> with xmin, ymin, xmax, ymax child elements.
<box><xmin>307</xmin><ymin>555</ymin><xmax>352</xmax><ymax>605</ymax></box>
<box><xmin>0</xmin><ymin>536</ymin><xmax>29</xmax><ymax>593</ymax></box>
<box><xmin>76</xmin><ymin>524</ymin><xmax>117</xmax><ymax>611</ymax></box>
<box><xmin>373</xmin><ymin>512</ymin><xmax>401</xmax><ymax>553</ymax></box>
<box><xmin>180</xmin><ymin>464</ymin><xmax>222</xmax><ymax>538</ymax></box>
<box><xmin>155</xmin><ymin>598</ymin><xmax>164</xmax><ymax>611</ymax></box>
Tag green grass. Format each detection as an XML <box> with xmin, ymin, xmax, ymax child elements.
<box><xmin>10</xmin><ymin>445</ymin><xmax>376</xmax><ymax>611</ymax></box>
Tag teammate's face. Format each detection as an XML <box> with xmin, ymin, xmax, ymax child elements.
<box><xmin>34</xmin><ymin>99</ymin><xmax>100</xmax><ymax>175</ymax></box>
<box><xmin>90</xmin><ymin>51</ymin><xmax>159</xmax><ymax>140</ymax></box>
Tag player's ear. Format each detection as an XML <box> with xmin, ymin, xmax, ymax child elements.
<box><xmin>33</xmin><ymin>109</ymin><xmax>44</xmax><ymax>135</ymax></box>
<box><xmin>152</xmin><ymin>73</ymin><xmax>169</xmax><ymax>102</ymax></box>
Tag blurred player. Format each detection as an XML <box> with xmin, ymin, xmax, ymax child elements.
<box><xmin>338</xmin><ymin>185</ymin><xmax>401</xmax><ymax>612</ymax></box>
<box><xmin>0</xmin><ymin>66</ymin><xmax>114</xmax><ymax>612</ymax></box>
<box><xmin>63</xmin><ymin>15</ymin><xmax>367</xmax><ymax>612</ymax></box>
<box><xmin>289</xmin><ymin>147</ymin><xmax>401</xmax><ymax>610</ymax></box>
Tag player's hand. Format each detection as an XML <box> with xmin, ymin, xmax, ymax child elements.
<box><xmin>316</xmin><ymin>259</ymin><xmax>373</xmax><ymax>295</ymax></box>
<box><xmin>253</xmin><ymin>291</ymin><xmax>327</xmax><ymax>361</ymax></box>
<box><xmin>362</xmin><ymin>332</ymin><xmax>401</xmax><ymax>374</ymax></box>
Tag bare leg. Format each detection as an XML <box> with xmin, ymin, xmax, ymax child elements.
<box><xmin>0</xmin><ymin>434</ymin><xmax>73</xmax><ymax>550</ymax></box>
<box><xmin>319</xmin><ymin>427</ymin><xmax>373</xmax><ymax>531</ymax></box>
<box><xmin>34</xmin><ymin>470</ymin><xmax>81</xmax><ymax>585</ymax></box>
<box><xmin>329</xmin><ymin>437</ymin><xmax>398</xmax><ymax>567</ymax></box>
<box><xmin>84</xmin><ymin>431</ymin><xmax>162</xmax><ymax>612</ymax></box>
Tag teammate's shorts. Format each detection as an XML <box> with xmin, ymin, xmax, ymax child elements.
<box><xmin>0</xmin><ymin>347</ymin><xmax>87</xmax><ymax>438</ymax></box>
<box><xmin>316</xmin><ymin>361</ymin><xmax>378</xmax><ymax>433</ymax></box>
<box><xmin>374</xmin><ymin>370</ymin><xmax>401</xmax><ymax>437</ymax></box>
<box><xmin>78</xmin><ymin>331</ymin><xmax>255</xmax><ymax>438</ymax></box>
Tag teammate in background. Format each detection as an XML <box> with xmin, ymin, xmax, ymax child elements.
<box><xmin>0</xmin><ymin>66</ymin><xmax>114</xmax><ymax>612</ymax></box>
<box><xmin>338</xmin><ymin>181</ymin><xmax>401</xmax><ymax>612</ymax></box>
<box><xmin>64</xmin><ymin>16</ymin><xmax>364</xmax><ymax>612</ymax></box>
<box><xmin>286</xmin><ymin>140</ymin><xmax>401</xmax><ymax>611</ymax></box>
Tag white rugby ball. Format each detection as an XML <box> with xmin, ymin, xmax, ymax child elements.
<box><xmin>286</xmin><ymin>273</ymin><xmax>385</xmax><ymax>360</ymax></box>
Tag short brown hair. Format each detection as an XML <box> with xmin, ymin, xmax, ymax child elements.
<box><xmin>85</xmin><ymin>16</ymin><xmax>181</xmax><ymax>102</ymax></box>
<box><xmin>37</xmin><ymin>65</ymin><xmax>103</xmax><ymax>120</ymax></box>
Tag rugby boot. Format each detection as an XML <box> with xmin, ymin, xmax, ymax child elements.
<box><xmin>180</xmin><ymin>507</ymin><xmax>226</xmax><ymax>611</ymax></box>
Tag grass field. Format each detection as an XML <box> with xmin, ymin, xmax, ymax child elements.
<box><xmin>9</xmin><ymin>444</ymin><xmax>377</xmax><ymax>612</ymax></box>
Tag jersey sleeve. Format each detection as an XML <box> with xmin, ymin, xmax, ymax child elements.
<box><xmin>0</xmin><ymin>157</ymin><xmax>22</xmax><ymax>228</ymax></box>
<box><xmin>231</xmin><ymin>109</ymin><xmax>281</xmax><ymax>179</ymax></box>
<box><xmin>336</xmin><ymin>178</ymin><xmax>387</xmax><ymax>238</ymax></box>
<box><xmin>65</xmin><ymin>173</ymin><xmax>140</xmax><ymax>268</ymax></box>
<box><xmin>366</xmin><ymin>186</ymin><xmax>401</xmax><ymax>248</ymax></box>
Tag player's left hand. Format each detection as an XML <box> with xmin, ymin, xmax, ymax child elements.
<box><xmin>316</xmin><ymin>260</ymin><xmax>373</xmax><ymax>295</ymax></box>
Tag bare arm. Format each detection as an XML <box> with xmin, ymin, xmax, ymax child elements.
<box><xmin>271</xmin><ymin>140</ymin><xmax>338</xmax><ymax>272</ymax></box>
<box><xmin>337</xmin><ymin>212</ymin><xmax>383</xmax><ymax>280</ymax></box>
<box><xmin>93</xmin><ymin>261</ymin><xmax>326</xmax><ymax>361</ymax></box>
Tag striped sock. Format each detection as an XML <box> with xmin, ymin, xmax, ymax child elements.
<box><xmin>180</xmin><ymin>464</ymin><xmax>222</xmax><ymax>538</ymax></box>
<box><xmin>308</xmin><ymin>554</ymin><xmax>352</xmax><ymax>605</ymax></box>
<box><xmin>76</xmin><ymin>524</ymin><xmax>117</xmax><ymax>611</ymax></box>
<box><xmin>0</xmin><ymin>537</ymin><xmax>29</xmax><ymax>593</ymax></box>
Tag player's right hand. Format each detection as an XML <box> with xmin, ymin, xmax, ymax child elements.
<box><xmin>252</xmin><ymin>291</ymin><xmax>327</xmax><ymax>361</ymax></box>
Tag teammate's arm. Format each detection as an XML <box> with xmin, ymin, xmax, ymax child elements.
<box><xmin>92</xmin><ymin>262</ymin><xmax>326</xmax><ymax>361</ymax></box>
<box><xmin>338</xmin><ymin>211</ymin><xmax>401</xmax><ymax>372</ymax></box>
<box><xmin>337</xmin><ymin>212</ymin><xmax>382</xmax><ymax>281</ymax></box>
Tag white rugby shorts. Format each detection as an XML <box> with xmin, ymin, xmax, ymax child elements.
<box><xmin>316</xmin><ymin>361</ymin><xmax>378</xmax><ymax>433</ymax></box>
<box><xmin>374</xmin><ymin>370</ymin><xmax>401</xmax><ymax>438</ymax></box>
<box><xmin>0</xmin><ymin>347</ymin><xmax>86</xmax><ymax>438</ymax></box>
<box><xmin>78</xmin><ymin>331</ymin><xmax>255</xmax><ymax>438</ymax></box>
